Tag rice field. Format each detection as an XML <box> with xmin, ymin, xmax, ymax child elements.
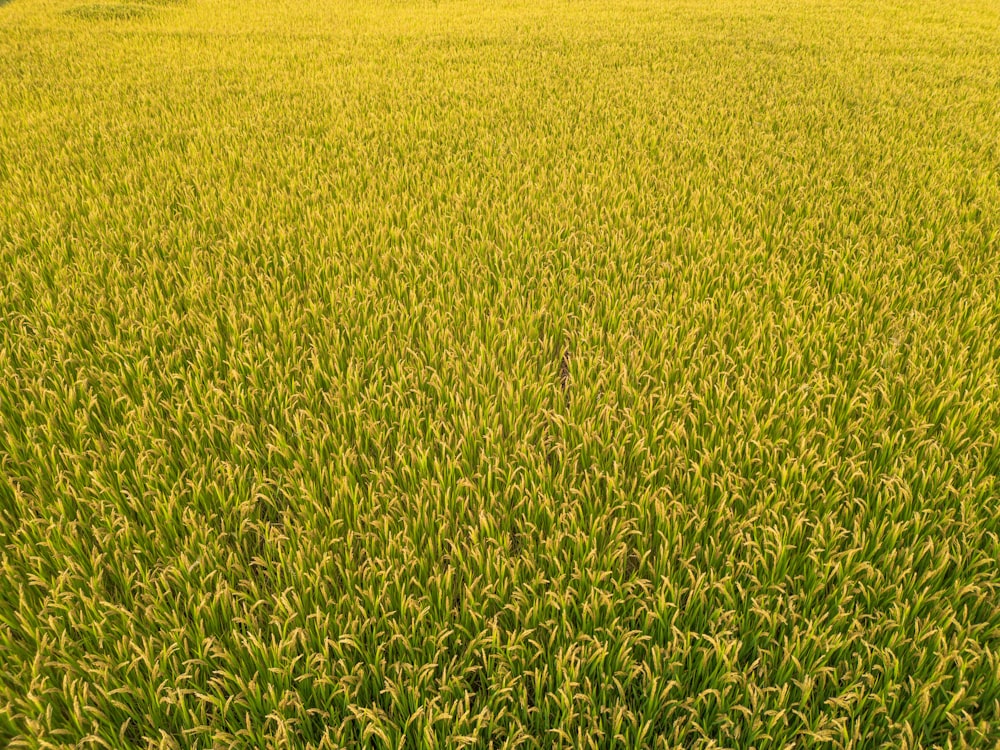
<box><xmin>2</xmin><ymin>0</ymin><xmax>1000</xmax><ymax>747</ymax></box>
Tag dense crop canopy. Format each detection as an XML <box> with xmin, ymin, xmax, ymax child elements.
<box><xmin>2</xmin><ymin>0</ymin><xmax>1000</xmax><ymax>747</ymax></box>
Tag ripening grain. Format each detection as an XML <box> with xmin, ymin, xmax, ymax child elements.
<box><xmin>2</xmin><ymin>0</ymin><xmax>1000</xmax><ymax>747</ymax></box>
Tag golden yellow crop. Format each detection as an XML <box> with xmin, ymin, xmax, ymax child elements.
<box><xmin>2</xmin><ymin>0</ymin><xmax>1000</xmax><ymax>747</ymax></box>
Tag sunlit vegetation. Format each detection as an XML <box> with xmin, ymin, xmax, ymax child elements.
<box><xmin>2</xmin><ymin>0</ymin><xmax>1000</xmax><ymax>747</ymax></box>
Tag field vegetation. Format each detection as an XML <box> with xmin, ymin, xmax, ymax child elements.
<box><xmin>2</xmin><ymin>0</ymin><xmax>1000</xmax><ymax>747</ymax></box>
